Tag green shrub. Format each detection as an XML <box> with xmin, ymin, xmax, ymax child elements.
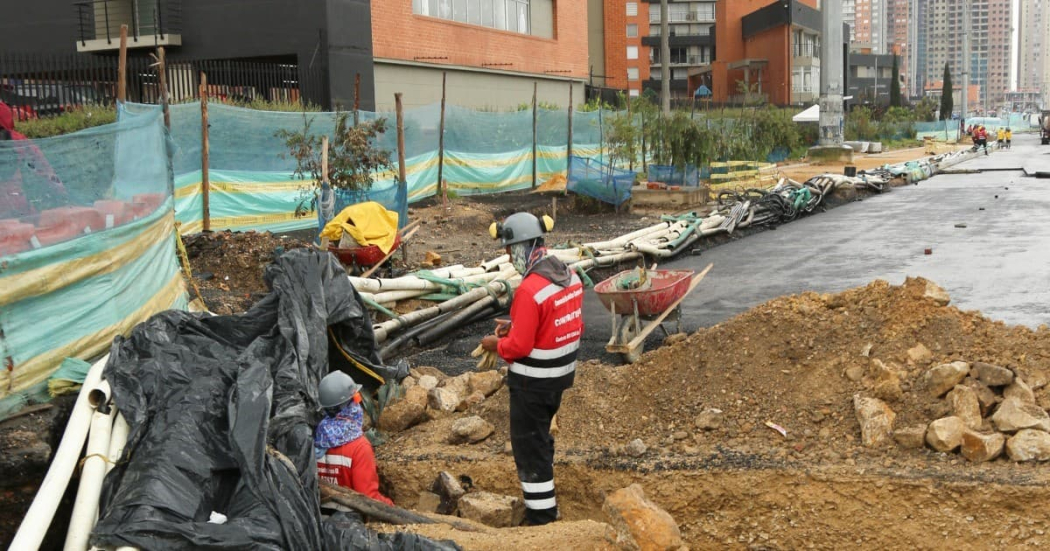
<box><xmin>16</xmin><ymin>105</ymin><xmax>118</xmax><ymax>138</ymax></box>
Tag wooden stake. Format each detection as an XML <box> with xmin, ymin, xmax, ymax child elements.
<box><xmin>117</xmin><ymin>25</ymin><xmax>128</xmax><ymax>104</ymax></box>
<box><xmin>156</xmin><ymin>47</ymin><xmax>170</xmax><ymax>129</ymax></box>
<box><xmin>200</xmin><ymin>72</ymin><xmax>211</xmax><ymax>232</ymax></box>
<box><xmin>627</xmin><ymin>92</ymin><xmax>633</xmax><ymax>171</ymax></box>
<box><xmin>567</xmin><ymin>82</ymin><xmax>574</xmax><ymax>177</ymax></box>
<box><xmin>552</xmin><ymin>196</ymin><xmax>557</xmax><ymax>225</ymax></box>
<box><xmin>437</xmin><ymin>72</ymin><xmax>447</xmax><ymax>198</ymax></box>
<box><xmin>395</xmin><ymin>92</ymin><xmax>407</xmax><ymax>197</ymax></box>
<box><xmin>321</xmin><ymin>135</ymin><xmax>329</xmax><ymax>186</ymax></box>
<box><xmin>532</xmin><ymin>81</ymin><xmax>538</xmax><ymax>188</ymax></box>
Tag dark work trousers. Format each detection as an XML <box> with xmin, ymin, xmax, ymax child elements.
<box><xmin>509</xmin><ymin>386</ymin><xmax>564</xmax><ymax>525</ymax></box>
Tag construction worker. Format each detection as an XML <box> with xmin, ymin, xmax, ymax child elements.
<box><xmin>974</xmin><ymin>125</ymin><xmax>989</xmax><ymax>155</ymax></box>
<box><xmin>481</xmin><ymin>212</ymin><xmax>583</xmax><ymax>526</ymax></box>
<box><xmin>1005</xmin><ymin>127</ymin><xmax>1012</xmax><ymax>149</ymax></box>
<box><xmin>996</xmin><ymin>127</ymin><xmax>1006</xmax><ymax>149</ymax></box>
<box><xmin>315</xmin><ymin>371</ymin><xmax>394</xmax><ymax>505</ymax></box>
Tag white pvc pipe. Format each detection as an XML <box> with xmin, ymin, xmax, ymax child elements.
<box><xmin>10</xmin><ymin>354</ymin><xmax>108</xmax><ymax>551</ymax></box>
<box><xmin>481</xmin><ymin>254</ymin><xmax>509</xmax><ymax>272</ymax></box>
<box><xmin>64</xmin><ymin>400</ymin><xmax>116</xmax><ymax>551</ymax></box>
<box><xmin>87</xmin><ymin>380</ymin><xmax>110</xmax><ymax>409</ymax></box>
<box><xmin>584</xmin><ymin>221</ymin><xmax>671</xmax><ymax>250</ymax></box>
<box><xmin>348</xmin><ymin>266</ymin><xmax>484</xmax><ymax>293</ymax></box>
<box><xmin>106</xmin><ymin>413</ymin><xmax>130</xmax><ymax>475</ymax></box>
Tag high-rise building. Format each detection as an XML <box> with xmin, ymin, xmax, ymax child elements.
<box><xmin>922</xmin><ymin>0</ymin><xmax>1013</xmax><ymax>113</ymax></box>
<box><xmin>844</xmin><ymin>0</ymin><xmax>888</xmax><ymax>53</ymax></box>
<box><xmin>886</xmin><ymin>0</ymin><xmax>910</xmax><ymax>96</ymax></box>
<box><xmin>1018</xmin><ymin>0</ymin><xmax>1050</xmax><ymax>106</ymax></box>
<box><xmin>913</xmin><ymin>0</ymin><xmax>928</xmax><ymax>97</ymax></box>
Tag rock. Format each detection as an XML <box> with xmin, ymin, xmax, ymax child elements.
<box><xmin>973</xmin><ymin>362</ymin><xmax>1014</xmax><ymax>387</ymax></box>
<box><xmin>963</xmin><ymin>377</ymin><xmax>999</xmax><ymax>416</ymax></box>
<box><xmin>672</xmin><ymin>431</ymin><xmax>689</xmax><ymax>441</ymax></box>
<box><xmin>411</xmin><ymin>366</ymin><xmax>448</xmax><ymax>382</ymax></box>
<box><xmin>602</xmin><ymin>484</ymin><xmax>684</xmax><ymax>551</ymax></box>
<box><xmin>625</xmin><ymin>439</ymin><xmax>648</xmax><ymax>457</ymax></box>
<box><xmin>401</xmin><ymin>376</ymin><xmax>418</xmax><ymax>390</ymax></box>
<box><xmin>418</xmin><ymin>375</ymin><xmax>439</xmax><ymax>391</ymax></box>
<box><xmin>431</xmin><ymin>470</ymin><xmax>467</xmax><ymax>515</ymax></box>
<box><xmin>893</xmin><ymin>425</ymin><xmax>928</xmax><ymax>449</ymax></box>
<box><xmin>924</xmin><ymin>361</ymin><xmax>970</xmax><ymax>397</ymax></box>
<box><xmin>462</xmin><ymin>391</ymin><xmax>486</xmax><ymax>409</ymax></box>
<box><xmin>694</xmin><ymin>408</ymin><xmax>723</xmax><ymax>430</ymax></box>
<box><xmin>428</xmin><ymin>387</ymin><xmax>461</xmax><ymax>413</ymax></box>
<box><xmin>871</xmin><ymin>360</ymin><xmax>903</xmax><ymax>402</ymax></box>
<box><xmin>1005</xmin><ymin>429</ymin><xmax>1050</xmax><ymax>462</ymax></box>
<box><xmin>853</xmin><ymin>394</ymin><xmax>896</xmax><ymax>447</ymax></box>
<box><xmin>960</xmin><ymin>430</ymin><xmax>1005</xmax><ymax>463</ymax></box>
<box><xmin>457</xmin><ymin>491</ymin><xmax>525</xmax><ymax>528</ymax></box>
<box><xmin>845</xmin><ymin>364</ymin><xmax>866</xmax><ymax>382</ymax></box>
<box><xmin>442</xmin><ymin>373</ymin><xmax>471</xmax><ymax>397</ymax></box>
<box><xmin>906</xmin><ymin>344</ymin><xmax>933</xmax><ymax>365</ymax></box>
<box><xmin>924</xmin><ymin>281</ymin><xmax>951</xmax><ymax>306</ymax></box>
<box><xmin>377</xmin><ymin>386</ymin><xmax>428</xmax><ymax>433</ymax></box>
<box><xmin>991</xmin><ymin>397</ymin><xmax>1050</xmax><ymax>433</ymax></box>
<box><xmin>415</xmin><ymin>491</ymin><xmax>442</xmax><ymax>513</ymax></box>
<box><xmin>925</xmin><ymin>416</ymin><xmax>967</xmax><ymax>452</ymax></box>
<box><xmin>947</xmin><ymin>385</ymin><xmax>982</xmax><ymax>430</ymax></box>
<box><xmin>423</xmin><ymin>251</ymin><xmax>443</xmax><ymax>267</ymax></box>
<box><xmin>860</xmin><ymin>343</ymin><xmax>873</xmax><ymax>357</ymax></box>
<box><xmin>468</xmin><ymin>370</ymin><xmax>504</xmax><ymax>397</ymax></box>
<box><xmin>1003</xmin><ymin>377</ymin><xmax>1036</xmax><ymax>404</ymax></box>
<box><xmin>449</xmin><ymin>415</ymin><xmax>494</xmax><ymax>444</ymax></box>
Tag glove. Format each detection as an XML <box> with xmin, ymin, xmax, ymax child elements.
<box><xmin>471</xmin><ymin>343</ymin><xmax>499</xmax><ymax>371</ymax></box>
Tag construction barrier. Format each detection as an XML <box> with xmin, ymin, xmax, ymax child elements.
<box><xmin>0</xmin><ymin>106</ymin><xmax>186</xmax><ymax>399</ymax></box>
<box><xmin>567</xmin><ymin>155</ymin><xmax>634</xmax><ymax>206</ymax></box>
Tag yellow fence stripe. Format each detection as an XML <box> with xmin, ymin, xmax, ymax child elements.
<box><xmin>177</xmin><ymin>210</ymin><xmax>312</xmax><ymax>235</ymax></box>
<box><xmin>0</xmin><ymin>212</ymin><xmax>175</xmax><ymax>308</ymax></box>
<box><xmin>0</xmin><ymin>273</ymin><xmax>187</xmax><ymax>396</ymax></box>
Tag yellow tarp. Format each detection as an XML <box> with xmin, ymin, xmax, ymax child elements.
<box><xmin>320</xmin><ymin>201</ymin><xmax>400</xmax><ymax>254</ymax></box>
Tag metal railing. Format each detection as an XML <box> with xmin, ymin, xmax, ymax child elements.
<box><xmin>650</xmin><ymin>54</ymin><xmax>709</xmax><ymax>66</ymax></box>
<box><xmin>649</xmin><ymin>11</ymin><xmax>716</xmax><ymax>24</ymax></box>
<box><xmin>0</xmin><ymin>52</ymin><xmax>329</xmax><ymax>115</ymax></box>
<box><xmin>74</xmin><ymin>0</ymin><xmax>183</xmax><ymax>46</ymax></box>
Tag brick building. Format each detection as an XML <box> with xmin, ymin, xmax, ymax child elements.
<box><xmin>1018</xmin><ymin>0</ymin><xmax>1050</xmax><ymax>107</ymax></box>
<box><xmin>371</xmin><ymin>0</ymin><xmax>588</xmax><ymax>110</ymax></box>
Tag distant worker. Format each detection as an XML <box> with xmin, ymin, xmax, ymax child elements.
<box><xmin>996</xmin><ymin>127</ymin><xmax>1006</xmax><ymax>149</ymax></box>
<box><xmin>1005</xmin><ymin>128</ymin><xmax>1012</xmax><ymax>149</ymax></box>
<box><xmin>481</xmin><ymin>212</ymin><xmax>583</xmax><ymax>526</ymax></box>
<box><xmin>974</xmin><ymin>125</ymin><xmax>989</xmax><ymax>155</ymax></box>
<box><xmin>315</xmin><ymin>371</ymin><xmax>394</xmax><ymax>505</ymax></box>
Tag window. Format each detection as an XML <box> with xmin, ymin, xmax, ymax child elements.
<box><xmin>413</xmin><ymin>0</ymin><xmax>532</xmax><ymax>35</ymax></box>
<box><xmin>626</xmin><ymin>2</ymin><xmax>637</xmax><ymax>16</ymax></box>
<box><xmin>629</xmin><ymin>89</ymin><xmax>640</xmax><ymax>97</ymax></box>
<box><xmin>627</xmin><ymin>67</ymin><xmax>640</xmax><ymax>81</ymax></box>
<box><xmin>627</xmin><ymin>46</ymin><xmax>639</xmax><ymax>60</ymax></box>
<box><xmin>627</xmin><ymin>24</ymin><xmax>638</xmax><ymax>37</ymax></box>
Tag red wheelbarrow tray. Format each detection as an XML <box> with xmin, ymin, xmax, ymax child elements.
<box><xmin>594</xmin><ymin>269</ymin><xmax>696</xmax><ymax>317</ymax></box>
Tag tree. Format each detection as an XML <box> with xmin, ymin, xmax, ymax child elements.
<box><xmin>939</xmin><ymin>63</ymin><xmax>953</xmax><ymax>121</ymax></box>
<box><xmin>890</xmin><ymin>55</ymin><xmax>902</xmax><ymax>107</ymax></box>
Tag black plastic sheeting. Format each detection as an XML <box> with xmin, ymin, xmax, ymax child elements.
<box><xmin>90</xmin><ymin>249</ymin><xmax>454</xmax><ymax>550</ymax></box>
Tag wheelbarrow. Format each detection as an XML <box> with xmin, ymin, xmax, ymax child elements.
<box><xmin>594</xmin><ymin>263</ymin><xmax>712</xmax><ymax>363</ymax></box>
<box><xmin>327</xmin><ymin>220</ymin><xmax>421</xmax><ymax>277</ymax></box>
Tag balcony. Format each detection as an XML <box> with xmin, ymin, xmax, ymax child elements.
<box><xmin>649</xmin><ymin>12</ymin><xmax>716</xmax><ymax>24</ymax></box>
<box><xmin>75</xmin><ymin>0</ymin><xmax>182</xmax><ymax>52</ymax></box>
<box><xmin>651</xmin><ymin>55</ymin><xmax>710</xmax><ymax>67</ymax></box>
<box><xmin>642</xmin><ymin>32</ymin><xmax>715</xmax><ymax>48</ymax></box>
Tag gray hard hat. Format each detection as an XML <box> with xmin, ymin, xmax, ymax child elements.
<box><xmin>319</xmin><ymin>371</ymin><xmax>362</xmax><ymax>409</ymax></box>
<box><xmin>489</xmin><ymin>212</ymin><xmax>554</xmax><ymax>247</ymax></box>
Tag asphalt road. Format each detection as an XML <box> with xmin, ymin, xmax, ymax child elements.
<box><xmin>580</xmin><ymin>132</ymin><xmax>1050</xmax><ymax>362</ymax></box>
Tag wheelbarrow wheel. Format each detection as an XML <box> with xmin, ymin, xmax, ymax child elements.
<box><xmin>618</xmin><ymin>322</ymin><xmax>643</xmax><ymax>364</ymax></box>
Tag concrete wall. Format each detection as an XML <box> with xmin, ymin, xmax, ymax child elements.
<box><xmin>587</xmin><ymin>0</ymin><xmax>606</xmax><ymax>84</ymax></box>
<box><xmin>373</xmin><ymin>62</ymin><xmax>585</xmax><ymax>111</ymax></box>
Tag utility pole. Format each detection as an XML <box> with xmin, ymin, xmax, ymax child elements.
<box><xmin>660</xmin><ymin>0</ymin><xmax>670</xmax><ymax>115</ymax></box>
<box><xmin>814</xmin><ymin>0</ymin><xmax>849</xmax><ymax>158</ymax></box>
<box><xmin>961</xmin><ymin>0</ymin><xmax>970</xmax><ymax>123</ymax></box>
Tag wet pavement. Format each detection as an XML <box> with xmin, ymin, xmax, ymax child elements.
<box><xmin>581</xmin><ymin>132</ymin><xmax>1050</xmax><ymax>361</ymax></box>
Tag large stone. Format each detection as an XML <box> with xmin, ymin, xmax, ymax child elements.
<box><xmin>377</xmin><ymin>386</ymin><xmax>428</xmax><ymax>433</ymax></box>
<box><xmin>431</xmin><ymin>471</ymin><xmax>466</xmax><ymax>514</ymax></box>
<box><xmin>906</xmin><ymin>344</ymin><xmax>934</xmax><ymax>366</ymax></box>
<box><xmin>947</xmin><ymin>385</ymin><xmax>982</xmax><ymax>430</ymax></box>
<box><xmin>625</xmin><ymin>439</ymin><xmax>648</xmax><ymax>457</ymax></box>
<box><xmin>694</xmin><ymin>408</ymin><xmax>724</xmax><ymax>430</ymax></box>
<box><xmin>418</xmin><ymin>375</ymin><xmax>439</xmax><ymax>391</ymax></box>
<box><xmin>411</xmin><ymin>366</ymin><xmax>448</xmax><ymax>382</ymax></box>
<box><xmin>925</xmin><ymin>416</ymin><xmax>967</xmax><ymax>452</ymax></box>
<box><xmin>871</xmin><ymin>360</ymin><xmax>904</xmax><ymax>402</ymax></box>
<box><xmin>853</xmin><ymin>394</ymin><xmax>896</xmax><ymax>447</ymax></box>
<box><xmin>449</xmin><ymin>415</ymin><xmax>495</xmax><ymax>444</ymax></box>
<box><xmin>415</xmin><ymin>491</ymin><xmax>442</xmax><ymax>514</ymax></box>
<box><xmin>924</xmin><ymin>361</ymin><xmax>970</xmax><ymax>397</ymax></box>
<box><xmin>973</xmin><ymin>362</ymin><xmax>1014</xmax><ymax>387</ymax></box>
<box><xmin>923</xmin><ymin>281</ymin><xmax>951</xmax><ymax>306</ymax></box>
<box><xmin>960</xmin><ymin>430</ymin><xmax>1005</xmax><ymax>463</ymax></box>
<box><xmin>602</xmin><ymin>484</ymin><xmax>684</xmax><ymax>551</ymax></box>
<box><xmin>1003</xmin><ymin>377</ymin><xmax>1036</xmax><ymax>404</ymax></box>
<box><xmin>991</xmin><ymin>397</ymin><xmax>1050</xmax><ymax>433</ymax></box>
<box><xmin>1005</xmin><ymin>429</ymin><xmax>1050</xmax><ymax>462</ymax></box>
<box><xmin>428</xmin><ymin>386</ymin><xmax>462</xmax><ymax>413</ymax></box>
<box><xmin>442</xmin><ymin>373</ymin><xmax>472</xmax><ymax>398</ymax></box>
<box><xmin>457</xmin><ymin>491</ymin><xmax>525</xmax><ymax>528</ymax></box>
<box><xmin>893</xmin><ymin>425</ymin><xmax>928</xmax><ymax>450</ymax></box>
<box><xmin>469</xmin><ymin>370</ymin><xmax>504</xmax><ymax>397</ymax></box>
<box><xmin>963</xmin><ymin>377</ymin><xmax>999</xmax><ymax>416</ymax></box>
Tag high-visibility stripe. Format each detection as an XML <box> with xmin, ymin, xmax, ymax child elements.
<box><xmin>321</xmin><ymin>454</ymin><xmax>353</xmax><ymax>468</ymax></box>
<box><xmin>520</xmin><ymin>480</ymin><xmax>554</xmax><ymax>493</ymax></box>
<box><xmin>528</xmin><ymin>341</ymin><xmax>580</xmax><ymax>360</ymax></box>
<box><xmin>509</xmin><ymin>362</ymin><xmax>575</xmax><ymax>379</ymax></box>
<box><xmin>524</xmin><ymin>497</ymin><xmax>557</xmax><ymax>510</ymax></box>
<box><xmin>532</xmin><ymin>282</ymin><xmax>562</xmax><ymax>304</ymax></box>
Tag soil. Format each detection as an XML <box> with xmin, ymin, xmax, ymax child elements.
<box><xmin>777</xmin><ymin>143</ymin><xmax>972</xmax><ymax>183</ymax></box>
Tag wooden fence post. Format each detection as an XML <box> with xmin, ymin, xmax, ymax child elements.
<box><xmin>117</xmin><ymin>25</ymin><xmax>128</xmax><ymax>104</ymax></box>
<box><xmin>200</xmin><ymin>72</ymin><xmax>211</xmax><ymax>232</ymax></box>
<box><xmin>437</xmin><ymin>72</ymin><xmax>447</xmax><ymax>204</ymax></box>
<box><xmin>156</xmin><ymin>47</ymin><xmax>170</xmax><ymax>129</ymax></box>
<box><xmin>532</xmin><ymin>82</ymin><xmax>538</xmax><ymax>188</ymax></box>
<box><xmin>567</xmin><ymin>82</ymin><xmax>574</xmax><ymax>179</ymax></box>
<box><xmin>395</xmin><ymin>92</ymin><xmax>407</xmax><ymax>215</ymax></box>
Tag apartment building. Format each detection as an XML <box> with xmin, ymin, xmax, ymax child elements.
<box><xmin>1018</xmin><ymin>0</ymin><xmax>1050</xmax><ymax>106</ymax></box>
<box><xmin>923</xmin><ymin>0</ymin><xmax>1012</xmax><ymax>113</ymax></box>
<box><xmin>846</xmin><ymin>50</ymin><xmax>897</xmax><ymax>107</ymax></box>
<box><xmin>373</xmin><ymin>1</ymin><xmax>587</xmax><ymax>110</ymax></box>
<box><xmin>885</xmin><ymin>0</ymin><xmax>910</xmax><ymax>97</ymax></box>
<box><xmin>845</xmin><ymin>0</ymin><xmax>888</xmax><ymax>54</ymax></box>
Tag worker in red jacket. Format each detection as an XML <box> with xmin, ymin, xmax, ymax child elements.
<box><xmin>1</xmin><ymin>101</ymin><xmax>65</xmax><ymax>219</ymax></box>
<box><xmin>481</xmin><ymin>212</ymin><xmax>583</xmax><ymax>526</ymax></box>
<box><xmin>314</xmin><ymin>371</ymin><xmax>393</xmax><ymax>505</ymax></box>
